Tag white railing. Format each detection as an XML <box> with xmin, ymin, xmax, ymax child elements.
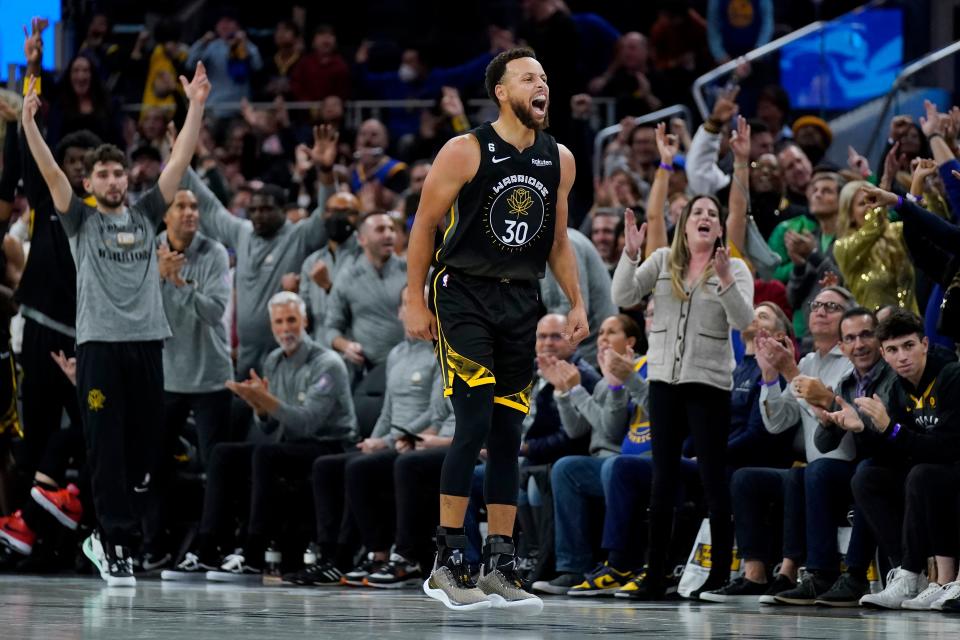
<box><xmin>691</xmin><ymin>1</ymin><xmax>887</xmax><ymax>121</ymax></box>
<box><xmin>864</xmin><ymin>39</ymin><xmax>960</xmax><ymax>159</ymax></box>
<box><xmin>592</xmin><ymin>104</ymin><xmax>692</xmax><ymax>178</ymax></box>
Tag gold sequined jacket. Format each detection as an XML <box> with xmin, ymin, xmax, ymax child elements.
<box><xmin>834</xmin><ymin>208</ymin><xmax>919</xmax><ymax>314</ymax></box>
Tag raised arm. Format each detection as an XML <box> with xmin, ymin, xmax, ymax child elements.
<box><xmin>403</xmin><ymin>134</ymin><xmax>478</xmax><ymax>340</ymax></box>
<box><xmin>643</xmin><ymin>122</ymin><xmax>677</xmax><ymax>257</ymax></box>
<box><xmin>548</xmin><ymin>144</ymin><xmax>588</xmax><ymax>345</ymax></box>
<box><xmin>727</xmin><ymin>116</ymin><xmax>751</xmax><ymax>254</ymax></box>
<box><xmin>20</xmin><ymin>77</ymin><xmax>72</xmax><ymax>214</ymax></box>
<box><xmin>158</xmin><ymin>62</ymin><xmax>210</xmax><ymax>203</ymax></box>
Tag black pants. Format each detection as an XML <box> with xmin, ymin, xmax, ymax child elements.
<box><xmin>18</xmin><ymin>318</ymin><xmax>80</xmax><ymax>482</ymax></box>
<box><xmin>141</xmin><ymin>390</ymin><xmax>232</xmax><ymax>553</ymax></box>
<box><xmin>732</xmin><ymin>467</ymin><xmax>806</xmax><ymax>565</ymax></box>
<box><xmin>852</xmin><ymin>462</ymin><xmax>960</xmax><ymax>573</ymax></box>
<box><xmin>346</xmin><ymin>449</ymin><xmax>399</xmax><ymax>552</ymax></box>
<box><xmin>647</xmin><ymin>381</ymin><xmax>732</xmax><ymax>580</ymax></box>
<box><xmin>395</xmin><ymin>448</ymin><xmax>448</xmax><ymax>564</ymax></box>
<box><xmin>76</xmin><ymin>340</ymin><xmax>164</xmax><ymax>547</ymax></box>
<box><xmin>311</xmin><ymin>448</ymin><xmax>362</xmax><ymax>552</ymax></box>
<box><xmin>199</xmin><ymin>440</ymin><xmax>343</xmax><ymax>552</ymax></box>
<box><xmin>163</xmin><ymin>390</ymin><xmax>232</xmax><ymax>471</ymax></box>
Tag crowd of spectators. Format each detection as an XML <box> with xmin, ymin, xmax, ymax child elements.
<box><xmin>0</xmin><ymin>0</ymin><xmax>957</xmax><ymax>613</ymax></box>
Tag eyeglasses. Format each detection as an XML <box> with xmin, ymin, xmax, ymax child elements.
<box><xmin>841</xmin><ymin>330</ymin><xmax>876</xmax><ymax>344</ymax></box>
<box><xmin>809</xmin><ymin>300</ymin><xmax>846</xmax><ymax>314</ymax></box>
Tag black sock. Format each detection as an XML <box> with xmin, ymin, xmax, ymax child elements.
<box><xmin>196</xmin><ymin>534</ymin><xmax>219</xmax><ymax>565</ymax></box>
<box><xmin>483</xmin><ymin>534</ymin><xmax>516</xmax><ymax>573</ymax></box>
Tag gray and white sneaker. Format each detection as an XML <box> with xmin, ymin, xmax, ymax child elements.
<box><xmin>83</xmin><ymin>532</ymin><xmax>136</xmax><ymax>587</ymax></box>
<box><xmin>931</xmin><ymin>581</ymin><xmax>960</xmax><ymax>611</ymax></box>
<box><xmin>860</xmin><ymin>568</ymin><xmax>925</xmax><ymax>609</ymax></box>
<box><xmin>902</xmin><ymin>582</ymin><xmax>945</xmax><ymax>610</ymax></box>
<box><xmin>206</xmin><ymin>552</ymin><xmax>262</xmax><ymax>583</ymax></box>
<box><xmin>477</xmin><ymin>565</ymin><xmax>543</xmax><ymax>613</ymax></box>
<box><xmin>161</xmin><ymin>552</ymin><xmax>218</xmax><ymax>581</ymax></box>
<box><xmin>423</xmin><ymin>550</ymin><xmax>491</xmax><ymax>612</ymax></box>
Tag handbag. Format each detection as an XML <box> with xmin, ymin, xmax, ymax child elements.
<box><xmin>742</xmin><ymin>214</ymin><xmax>781</xmax><ymax>281</ymax></box>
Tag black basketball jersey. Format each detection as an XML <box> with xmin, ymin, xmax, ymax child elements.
<box><xmin>436</xmin><ymin>122</ymin><xmax>561</xmax><ymax>280</ymax></box>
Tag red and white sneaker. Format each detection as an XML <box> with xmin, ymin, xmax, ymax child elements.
<box><xmin>31</xmin><ymin>483</ymin><xmax>83</xmax><ymax>530</ymax></box>
<box><xmin>0</xmin><ymin>511</ymin><xmax>35</xmax><ymax>555</ymax></box>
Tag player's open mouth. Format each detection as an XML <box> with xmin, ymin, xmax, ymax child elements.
<box><xmin>531</xmin><ymin>96</ymin><xmax>547</xmax><ymax>117</ymax></box>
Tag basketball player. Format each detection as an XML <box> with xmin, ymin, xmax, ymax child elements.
<box><xmin>404</xmin><ymin>48</ymin><xmax>588</xmax><ymax>612</ymax></box>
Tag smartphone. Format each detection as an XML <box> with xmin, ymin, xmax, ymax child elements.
<box><xmin>392</xmin><ymin>425</ymin><xmax>424</xmax><ymax>442</ymax></box>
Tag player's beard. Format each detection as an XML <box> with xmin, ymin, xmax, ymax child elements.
<box><xmin>508</xmin><ymin>96</ymin><xmax>548</xmax><ymax>131</ymax></box>
<box><xmin>95</xmin><ymin>187</ymin><xmax>127</xmax><ymax>208</ymax></box>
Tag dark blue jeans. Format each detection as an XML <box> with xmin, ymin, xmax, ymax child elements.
<box><xmin>551</xmin><ymin>455</ymin><xmax>619</xmax><ymax>574</ymax></box>
<box><xmin>731</xmin><ymin>466</ymin><xmax>805</xmax><ymax>565</ymax></box>
<box><xmin>803</xmin><ymin>458</ymin><xmax>856</xmax><ymax>572</ymax></box>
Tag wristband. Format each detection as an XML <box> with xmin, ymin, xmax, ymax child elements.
<box><xmin>703</xmin><ymin>120</ymin><xmax>721</xmax><ymax>134</ymax></box>
<box><xmin>762</xmin><ymin>378</ymin><xmax>779</xmax><ymax>388</ymax></box>
<box><xmin>607</xmin><ymin>384</ymin><xmax>625</xmax><ymax>391</ymax></box>
<box><xmin>928</xmin><ymin>133</ymin><xmax>945</xmax><ymax>142</ymax></box>
<box><xmin>658</xmin><ymin>162</ymin><xmax>674</xmax><ymax>172</ymax></box>
<box><xmin>318</xmin><ymin>163</ymin><xmax>334</xmax><ymax>172</ymax></box>
<box><xmin>733</xmin><ymin>161</ymin><xmax>749</xmax><ymax>170</ymax></box>
<box><xmin>895</xmin><ymin>195</ymin><xmax>903</xmax><ymax>209</ymax></box>
<box><xmin>888</xmin><ymin>423</ymin><xmax>901</xmax><ymax>440</ymax></box>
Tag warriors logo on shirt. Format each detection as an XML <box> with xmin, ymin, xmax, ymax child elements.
<box><xmin>484</xmin><ymin>175</ymin><xmax>552</xmax><ymax>252</ymax></box>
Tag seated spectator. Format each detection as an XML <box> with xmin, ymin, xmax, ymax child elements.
<box><xmin>840</xmin><ymin>311</ymin><xmax>960</xmax><ymax>609</ymax></box>
<box><xmin>541</xmin><ymin>228</ymin><xmax>617</xmax><ymax>367</ymax></box>
<box><xmin>185</xmin><ymin>126</ymin><xmax>331</xmax><ymax>377</ymax></box>
<box><xmin>324</xmin><ymin>212</ymin><xmax>406</xmax><ymax>376</ymax></box>
<box><xmin>522</xmin><ymin>314</ymin><xmax>602</xmax><ymax>466</ymax></box>
<box><xmin>299</xmin><ymin>192</ymin><xmax>363</xmax><ymax>340</ymax></box>
<box><xmin>187</xmin><ymin>11</ymin><xmax>263</xmax><ymax>113</ymax></box>
<box><xmin>288</xmin><ymin>25</ymin><xmax>350</xmax><ymax>103</ymax></box>
<box><xmin>160</xmin><ymin>292</ymin><xmax>356</xmax><ymax>582</ymax></box>
<box><xmin>803</xmin><ymin>308</ymin><xmax>899</xmax><ymax>606</ymax></box>
<box><xmin>705</xmin><ymin>287</ymin><xmax>855</xmax><ymax>602</ymax></box>
<box><xmin>285</xmin><ymin>286</ymin><xmax>440</xmax><ymax>586</ymax></box>
<box><xmin>834</xmin><ymin>180</ymin><xmax>918</xmax><ymax>314</ymax></box>
<box><xmin>605</xmin><ymin>124</ymin><xmax>658</xmax><ymax>197</ymax></box>
<box><xmin>532</xmin><ymin>314</ymin><xmax>646</xmax><ymax>595</ymax></box>
<box><xmin>46</xmin><ymin>53</ymin><xmax>124</xmax><ymax>147</ymax></box>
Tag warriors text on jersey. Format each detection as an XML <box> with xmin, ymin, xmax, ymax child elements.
<box><xmin>436</xmin><ymin>122</ymin><xmax>561</xmax><ymax>280</ymax></box>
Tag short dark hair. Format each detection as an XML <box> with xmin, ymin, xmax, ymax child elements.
<box><xmin>55</xmin><ymin>130</ymin><xmax>102</xmax><ymax>165</ymax></box>
<box><xmin>83</xmin><ymin>144</ymin><xmax>128</xmax><ymax>175</ymax></box>
<box><xmin>277</xmin><ymin>19</ymin><xmax>301</xmax><ymax>38</ymax></box>
<box><xmin>485</xmin><ymin>47</ymin><xmax>537</xmax><ymax>105</ymax></box>
<box><xmin>313</xmin><ymin>24</ymin><xmax>335</xmax><ymax>38</ymax></box>
<box><xmin>840</xmin><ymin>307</ymin><xmax>877</xmax><ymax>331</ymax></box>
<box><xmin>877</xmin><ymin>309</ymin><xmax>925</xmax><ymax>343</ymax></box>
<box><xmin>250</xmin><ymin>183</ymin><xmax>286</xmax><ymax>206</ymax></box>
<box><xmin>747</xmin><ymin>119</ymin><xmax>770</xmax><ymax>136</ymax></box>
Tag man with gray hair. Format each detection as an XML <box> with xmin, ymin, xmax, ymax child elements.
<box><xmin>161</xmin><ymin>291</ymin><xmax>357</xmax><ymax>582</ymax></box>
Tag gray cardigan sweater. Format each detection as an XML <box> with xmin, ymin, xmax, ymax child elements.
<box><xmin>611</xmin><ymin>247</ymin><xmax>754</xmax><ymax>390</ymax></box>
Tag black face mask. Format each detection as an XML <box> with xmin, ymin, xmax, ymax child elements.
<box><xmin>325</xmin><ymin>212</ymin><xmax>355</xmax><ymax>243</ymax></box>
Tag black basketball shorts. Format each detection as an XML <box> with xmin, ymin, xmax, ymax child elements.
<box><xmin>430</xmin><ymin>267</ymin><xmax>540</xmax><ymax>413</ymax></box>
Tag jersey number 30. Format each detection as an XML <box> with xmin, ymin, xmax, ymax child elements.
<box><xmin>502</xmin><ymin>220</ymin><xmax>529</xmax><ymax>245</ymax></box>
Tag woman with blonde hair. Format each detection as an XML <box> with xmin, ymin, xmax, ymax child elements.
<box><xmin>833</xmin><ymin>179</ymin><xmax>919</xmax><ymax>314</ymax></box>
<box><xmin>612</xmin><ymin>181</ymin><xmax>754</xmax><ymax>600</ymax></box>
